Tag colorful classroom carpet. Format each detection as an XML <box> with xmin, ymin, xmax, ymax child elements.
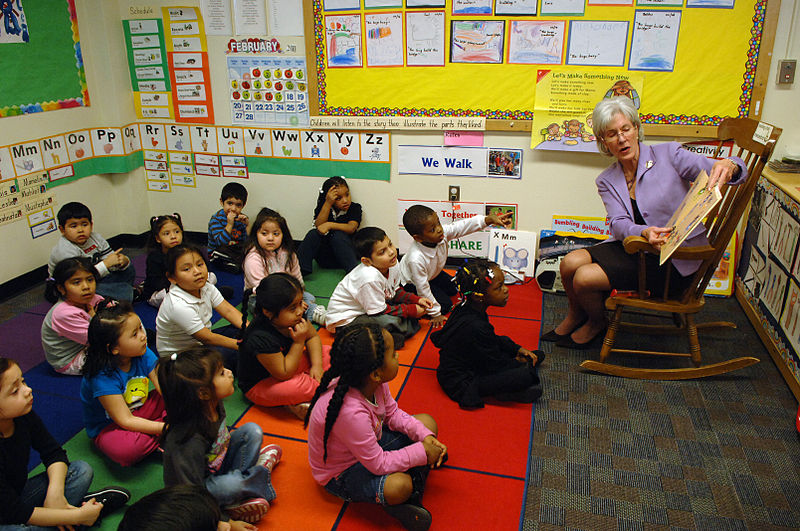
<box><xmin>12</xmin><ymin>263</ymin><xmax>543</xmax><ymax>530</ymax></box>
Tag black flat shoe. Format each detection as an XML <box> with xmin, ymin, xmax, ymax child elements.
<box><xmin>540</xmin><ymin>329</ymin><xmax>568</xmax><ymax>342</ymax></box>
<box><xmin>556</xmin><ymin>329</ymin><xmax>606</xmax><ymax>350</ymax></box>
<box><xmin>541</xmin><ymin>319</ymin><xmax>587</xmax><ymax>342</ymax></box>
<box><xmin>384</xmin><ymin>503</ymin><xmax>432</xmax><ymax>531</ymax></box>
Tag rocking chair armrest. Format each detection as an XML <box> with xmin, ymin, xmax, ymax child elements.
<box><xmin>621</xmin><ymin>237</ymin><xmax>717</xmax><ymax>261</ymax></box>
<box><xmin>622</xmin><ymin>236</ymin><xmax>656</xmax><ymax>254</ymax></box>
<box><xmin>667</xmin><ymin>245</ymin><xmax>717</xmax><ymax>260</ymax></box>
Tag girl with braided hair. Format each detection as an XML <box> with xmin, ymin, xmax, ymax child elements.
<box><xmin>430</xmin><ymin>259</ymin><xmax>545</xmax><ymax>409</ymax></box>
<box><xmin>305</xmin><ymin>323</ymin><xmax>446</xmax><ymax>531</ymax></box>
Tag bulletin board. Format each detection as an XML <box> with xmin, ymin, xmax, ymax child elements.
<box><xmin>303</xmin><ymin>0</ymin><xmax>779</xmax><ymax>136</ymax></box>
<box><xmin>0</xmin><ymin>0</ymin><xmax>88</xmax><ymax>117</ymax></box>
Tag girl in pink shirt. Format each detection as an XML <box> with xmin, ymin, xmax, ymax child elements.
<box><xmin>305</xmin><ymin>323</ymin><xmax>447</xmax><ymax>530</ymax></box>
<box><xmin>41</xmin><ymin>257</ymin><xmax>104</xmax><ymax>375</ymax></box>
<box><xmin>243</xmin><ymin>208</ymin><xmax>326</xmax><ymax>326</ymax></box>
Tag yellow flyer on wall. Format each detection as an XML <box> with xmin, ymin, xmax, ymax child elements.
<box><xmin>531</xmin><ymin>69</ymin><xmax>645</xmax><ymax>152</ymax></box>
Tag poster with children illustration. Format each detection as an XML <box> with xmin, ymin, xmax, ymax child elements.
<box><xmin>532</xmin><ymin>69</ymin><xmax>644</xmax><ymax>152</ymax></box>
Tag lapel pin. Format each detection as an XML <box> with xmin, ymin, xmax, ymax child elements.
<box><xmin>646</xmin><ymin>160</ymin><xmax>654</xmax><ymax>169</ymax></box>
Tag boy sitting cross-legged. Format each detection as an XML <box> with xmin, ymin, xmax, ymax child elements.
<box><xmin>48</xmin><ymin>202</ymin><xmax>136</xmax><ymax>301</ymax></box>
<box><xmin>325</xmin><ymin>227</ymin><xmax>433</xmax><ymax>348</ymax></box>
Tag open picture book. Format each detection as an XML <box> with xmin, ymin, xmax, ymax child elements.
<box><xmin>659</xmin><ymin>170</ymin><xmax>723</xmax><ymax>265</ymax></box>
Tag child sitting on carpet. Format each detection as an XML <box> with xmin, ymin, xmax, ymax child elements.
<box><xmin>81</xmin><ymin>300</ymin><xmax>166</xmax><ymax>467</ymax></box>
<box><xmin>0</xmin><ymin>356</ymin><xmax>131</xmax><ymax>528</ymax></box>
<box><xmin>305</xmin><ymin>323</ymin><xmax>447</xmax><ymax>531</ymax></box>
<box><xmin>430</xmin><ymin>259</ymin><xmax>545</xmax><ymax>409</ymax></box>
<box><xmin>159</xmin><ymin>347</ymin><xmax>282</xmax><ymax>525</ymax></box>
<box><xmin>142</xmin><ymin>213</ymin><xmax>221</xmax><ymax>308</ymax></box>
<box><xmin>243</xmin><ymin>207</ymin><xmax>326</xmax><ymax>325</ymax></box>
<box><xmin>41</xmin><ymin>257</ymin><xmax>104</xmax><ymax>375</ymax></box>
<box><xmin>325</xmin><ymin>227</ymin><xmax>432</xmax><ymax>348</ymax></box>
<box><xmin>398</xmin><ymin>204</ymin><xmax>512</xmax><ymax>328</ymax></box>
<box><xmin>238</xmin><ymin>274</ymin><xmax>330</xmax><ymax>420</ymax></box>
<box><xmin>119</xmin><ymin>484</ymin><xmax>256</xmax><ymax>531</ymax></box>
<box><xmin>155</xmin><ymin>244</ymin><xmax>243</xmax><ymax>367</ymax></box>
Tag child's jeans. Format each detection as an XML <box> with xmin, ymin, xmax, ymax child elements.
<box><xmin>0</xmin><ymin>460</ymin><xmax>93</xmax><ymax>530</ymax></box>
<box><xmin>93</xmin><ymin>391</ymin><xmax>166</xmax><ymax>467</ymax></box>
<box><xmin>204</xmin><ymin>422</ymin><xmax>276</xmax><ymax>507</ymax></box>
<box><xmin>324</xmin><ymin>428</ymin><xmax>428</xmax><ymax>506</ymax></box>
<box><xmin>96</xmin><ymin>265</ymin><xmax>136</xmax><ymax>302</ymax></box>
<box><xmin>297</xmin><ymin>229</ymin><xmax>359</xmax><ymax>276</ymax></box>
<box><xmin>245</xmin><ymin>345</ymin><xmax>331</xmax><ymax>406</ymax></box>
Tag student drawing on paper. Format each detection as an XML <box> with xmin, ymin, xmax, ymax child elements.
<box><xmin>604</xmin><ymin>80</ymin><xmax>641</xmax><ymax>110</ymax></box>
<box><xmin>328</xmin><ymin>19</ymin><xmax>361</xmax><ymax>67</ymax></box>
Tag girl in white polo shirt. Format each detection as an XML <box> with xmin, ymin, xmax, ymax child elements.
<box><xmin>155</xmin><ymin>244</ymin><xmax>243</xmax><ymax>367</ymax></box>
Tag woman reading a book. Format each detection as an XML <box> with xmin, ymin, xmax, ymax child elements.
<box><xmin>541</xmin><ymin>96</ymin><xmax>747</xmax><ymax>349</ymax></box>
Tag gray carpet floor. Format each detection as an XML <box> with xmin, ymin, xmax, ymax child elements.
<box><xmin>524</xmin><ymin>292</ymin><xmax>800</xmax><ymax>530</ymax></box>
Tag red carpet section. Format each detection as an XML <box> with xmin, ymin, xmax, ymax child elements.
<box><xmin>235</xmin><ymin>281</ymin><xmax>543</xmax><ymax>530</ymax></box>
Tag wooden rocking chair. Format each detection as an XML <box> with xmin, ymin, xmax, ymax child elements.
<box><xmin>581</xmin><ymin>117</ymin><xmax>782</xmax><ymax>380</ymax></box>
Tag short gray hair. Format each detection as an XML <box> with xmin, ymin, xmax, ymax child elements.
<box><xmin>592</xmin><ymin>96</ymin><xmax>644</xmax><ymax>156</ymax></box>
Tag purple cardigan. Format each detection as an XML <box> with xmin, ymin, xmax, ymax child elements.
<box><xmin>596</xmin><ymin>142</ymin><xmax>747</xmax><ymax>277</ymax></box>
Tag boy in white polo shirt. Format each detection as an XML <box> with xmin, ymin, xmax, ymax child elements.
<box><xmin>399</xmin><ymin>205</ymin><xmax>512</xmax><ymax>328</ymax></box>
<box><xmin>325</xmin><ymin>227</ymin><xmax>433</xmax><ymax>347</ymax></box>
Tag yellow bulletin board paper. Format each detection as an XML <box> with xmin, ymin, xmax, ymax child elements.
<box><xmin>308</xmin><ymin>0</ymin><xmax>771</xmax><ymax>127</ymax></box>
<box><xmin>532</xmin><ymin>69</ymin><xmax>645</xmax><ymax>150</ymax></box>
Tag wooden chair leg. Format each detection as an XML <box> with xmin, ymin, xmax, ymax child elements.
<box><xmin>600</xmin><ymin>307</ymin><xmax>623</xmax><ymax>363</ymax></box>
<box><xmin>686</xmin><ymin>314</ymin><xmax>701</xmax><ymax>366</ymax></box>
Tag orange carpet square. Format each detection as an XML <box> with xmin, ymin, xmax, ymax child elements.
<box><xmin>316</xmin><ymin>321</ymin><xmax>430</xmax><ymax>367</ymax></box>
<box><xmin>336</xmin><ymin>466</ymin><xmax>525</xmax><ymax>530</ymax></box>
<box><xmin>251</xmin><ymin>437</ymin><xmax>344</xmax><ymax>530</ymax></box>
<box><xmin>396</xmin><ymin>368</ymin><xmax>532</xmax><ymax>478</ymax></box>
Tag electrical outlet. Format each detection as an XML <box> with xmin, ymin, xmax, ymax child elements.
<box><xmin>778</xmin><ymin>59</ymin><xmax>796</xmax><ymax>85</ymax></box>
<box><xmin>448</xmin><ymin>185</ymin><xmax>460</xmax><ymax>202</ymax></box>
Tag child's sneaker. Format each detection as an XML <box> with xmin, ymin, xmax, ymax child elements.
<box><xmin>310</xmin><ymin>304</ymin><xmax>327</xmax><ymax>326</ymax></box>
<box><xmin>258</xmin><ymin>443</ymin><xmax>282</xmax><ymax>472</ymax></box>
<box><xmin>82</xmin><ymin>485</ymin><xmax>131</xmax><ymax>516</ymax></box>
<box><xmin>225</xmin><ymin>498</ymin><xmax>270</xmax><ymax>523</ymax></box>
<box><xmin>286</xmin><ymin>402</ymin><xmax>310</xmax><ymax>420</ymax></box>
<box><xmin>383</xmin><ymin>502</ymin><xmax>432</xmax><ymax>531</ymax></box>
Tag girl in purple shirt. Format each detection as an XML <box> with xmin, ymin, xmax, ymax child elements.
<box><xmin>305</xmin><ymin>323</ymin><xmax>447</xmax><ymax>531</ymax></box>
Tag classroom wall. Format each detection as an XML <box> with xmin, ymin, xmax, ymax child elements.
<box><xmin>1</xmin><ymin>0</ymin><xmax>797</xmax><ymax>286</ymax></box>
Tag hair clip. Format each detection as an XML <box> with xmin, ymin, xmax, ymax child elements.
<box><xmin>485</xmin><ymin>276</ymin><xmax>492</xmax><ymax>284</ymax></box>
<box><xmin>487</xmin><ymin>269</ymin><xmax>495</xmax><ymax>279</ymax></box>
<box><xmin>46</xmin><ymin>276</ymin><xmax>55</xmax><ymax>282</ymax></box>
<box><xmin>463</xmin><ymin>267</ymin><xmax>471</xmax><ymax>274</ymax></box>
<box><xmin>170</xmin><ymin>353</ymin><xmax>178</xmax><ymax>361</ymax></box>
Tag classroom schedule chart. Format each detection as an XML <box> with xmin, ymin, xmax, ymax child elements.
<box><xmin>227</xmin><ymin>56</ymin><xmax>309</xmax><ymax>127</ymax></box>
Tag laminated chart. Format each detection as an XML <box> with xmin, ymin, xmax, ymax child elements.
<box><xmin>162</xmin><ymin>7</ymin><xmax>214</xmax><ymax>123</ymax></box>
<box><xmin>227</xmin><ymin>56</ymin><xmax>309</xmax><ymax>127</ymax></box>
<box><xmin>123</xmin><ymin>18</ymin><xmax>173</xmax><ymax>119</ymax></box>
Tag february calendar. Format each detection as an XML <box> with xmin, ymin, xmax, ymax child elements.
<box><xmin>227</xmin><ymin>56</ymin><xmax>309</xmax><ymax>127</ymax></box>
